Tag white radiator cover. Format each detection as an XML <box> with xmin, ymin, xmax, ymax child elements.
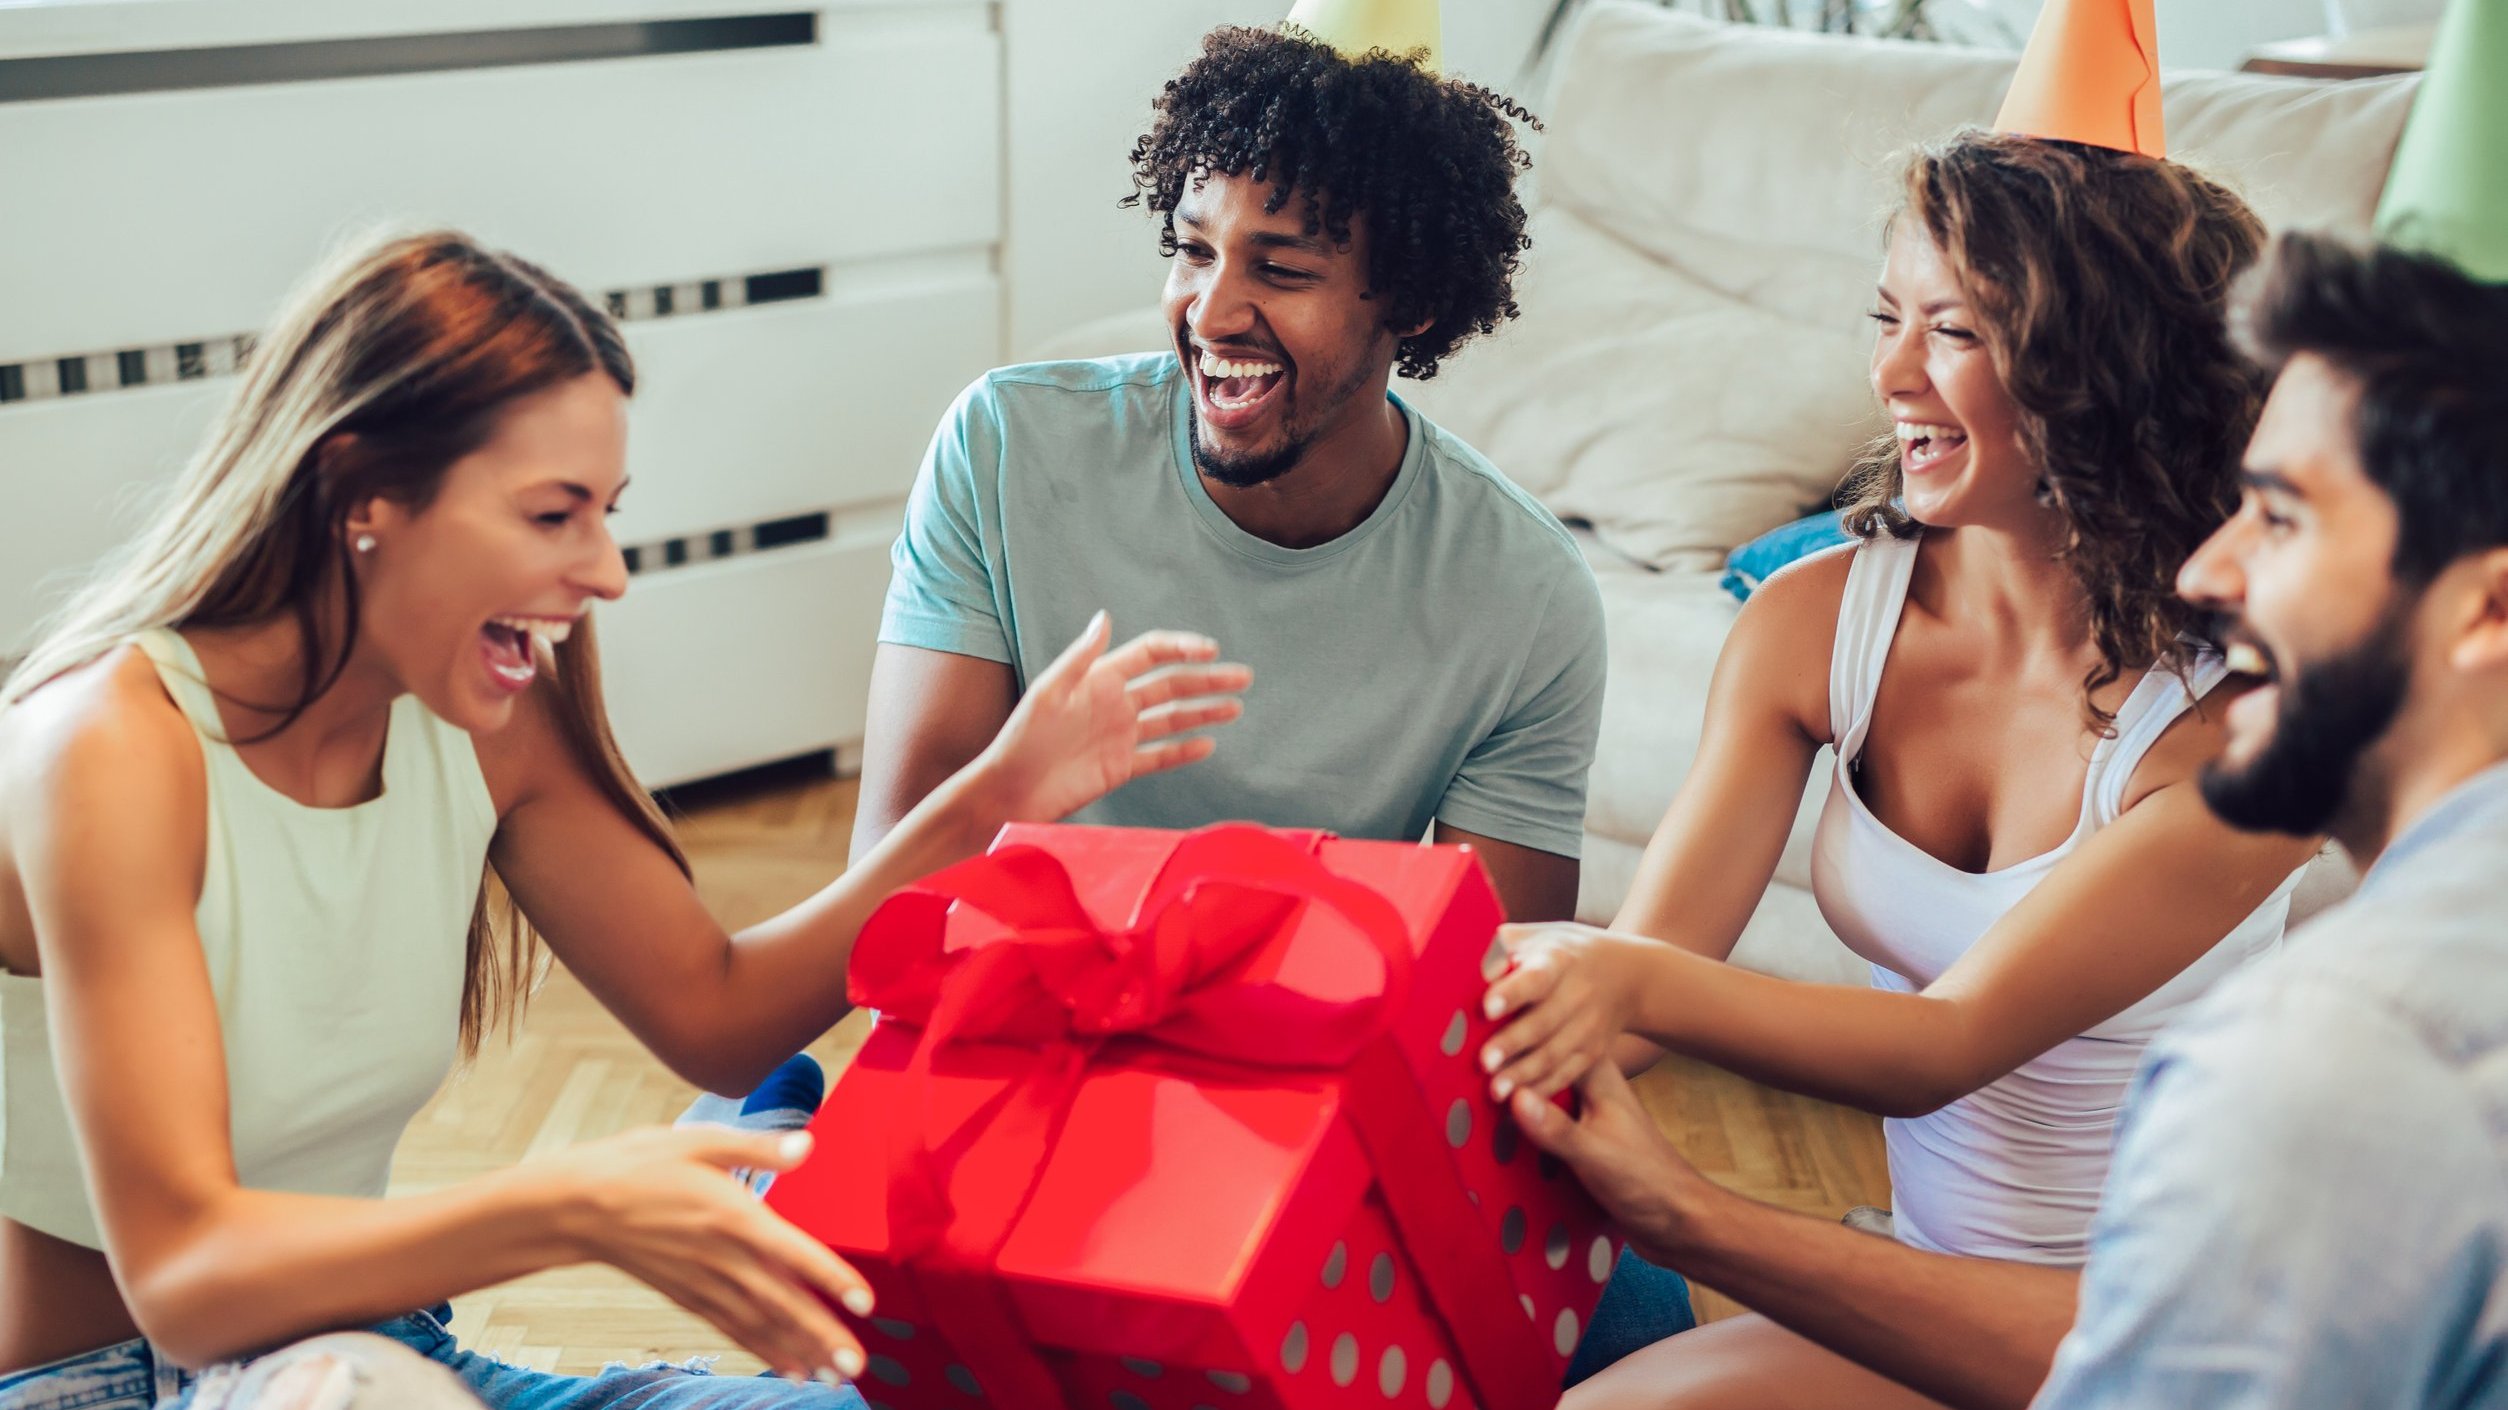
<box><xmin>0</xmin><ymin>1</ymin><xmax>1006</xmax><ymax>787</ymax></box>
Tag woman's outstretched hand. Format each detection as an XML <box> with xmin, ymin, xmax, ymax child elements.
<box><xmin>532</xmin><ymin>1126</ymin><xmax>873</xmax><ymax>1386</ymax></box>
<box><xmin>973</xmin><ymin>611</ymin><xmax>1251</xmax><ymax>825</ymax></box>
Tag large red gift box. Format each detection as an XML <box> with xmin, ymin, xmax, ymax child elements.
<box><xmin>766</xmin><ymin>823</ymin><xmax>1621</xmax><ymax>1410</ymax></box>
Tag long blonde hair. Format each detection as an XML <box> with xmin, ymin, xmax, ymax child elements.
<box><xmin>1</xmin><ymin>230</ymin><xmax>687</xmax><ymax>1053</ymax></box>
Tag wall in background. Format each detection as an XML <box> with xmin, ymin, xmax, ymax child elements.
<box><xmin>0</xmin><ymin>0</ymin><xmax>1005</xmax><ymax>786</ymax></box>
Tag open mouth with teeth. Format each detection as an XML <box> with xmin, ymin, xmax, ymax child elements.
<box><xmin>1192</xmin><ymin>347</ymin><xmax>1290</xmax><ymax>433</ymax></box>
<box><xmin>2222</xmin><ymin>638</ymin><xmax>2277</xmax><ymax>684</ymax></box>
<box><xmin>479</xmin><ymin>614</ymin><xmax>574</xmax><ymax>693</ymax></box>
<box><xmin>1897</xmin><ymin>420</ymin><xmax>1971</xmax><ymax>474</ymax></box>
<box><xmin>2218</xmin><ymin>634</ymin><xmax>2286</xmax><ymax>744</ymax></box>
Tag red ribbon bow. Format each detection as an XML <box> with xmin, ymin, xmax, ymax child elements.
<box><xmin>850</xmin><ymin>824</ymin><xmax>1414</xmax><ymax>1064</ymax></box>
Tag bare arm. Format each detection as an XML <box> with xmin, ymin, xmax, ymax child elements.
<box><xmin>5</xmin><ymin>657</ymin><xmax>866</xmax><ymax>1373</ymax></box>
<box><xmin>1487</xmin><ymin>700</ymin><xmax>2317</xmax><ymax>1116</ymax></box>
<box><xmin>487</xmin><ymin>618</ymin><xmax>1247</xmax><ymax>1095</ymax></box>
<box><xmin>1516</xmin><ymin>1059</ymin><xmax>2073</xmax><ymax>1410</ymax></box>
<box><xmin>848</xmin><ymin>644</ymin><xmax>1016</xmax><ymax>864</ymax></box>
<box><xmin>1538</xmin><ymin>555</ymin><xmax>1836</xmax><ymax>1075</ymax></box>
<box><xmin>1431</xmin><ymin>824</ymin><xmax>1578</xmax><ymax>922</ymax></box>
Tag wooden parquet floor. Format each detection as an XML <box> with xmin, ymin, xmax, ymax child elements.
<box><xmin>387</xmin><ymin>765</ymin><xmax>1888</xmax><ymax>1372</ymax></box>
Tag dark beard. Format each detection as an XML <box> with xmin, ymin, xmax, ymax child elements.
<box><xmin>1187</xmin><ymin>404</ymin><xmax>1311</xmax><ymax>489</ymax></box>
<box><xmin>2200</xmin><ymin>602</ymin><xmax>2415</xmax><ymax>837</ymax></box>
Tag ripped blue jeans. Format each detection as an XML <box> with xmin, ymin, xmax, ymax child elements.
<box><xmin>0</xmin><ymin>1309</ymin><xmax>864</xmax><ymax>1410</ymax></box>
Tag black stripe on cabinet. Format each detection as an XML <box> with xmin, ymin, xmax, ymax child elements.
<box><xmin>0</xmin><ymin>15</ymin><xmax>817</xmax><ymax>104</ymax></box>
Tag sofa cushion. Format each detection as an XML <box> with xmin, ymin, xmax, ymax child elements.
<box><xmin>1542</xmin><ymin>3</ymin><xmax>2419</xmax><ymax>277</ymax></box>
<box><xmin>1402</xmin><ymin>207</ymin><xmax>1884</xmax><ymax>571</ymax></box>
<box><xmin>1489</xmin><ymin>4</ymin><xmax>2421</xmax><ymax>569</ymax></box>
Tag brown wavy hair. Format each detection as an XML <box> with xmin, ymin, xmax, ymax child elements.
<box><xmin>1841</xmin><ymin>131</ymin><xmax>2269</xmax><ymax>727</ymax></box>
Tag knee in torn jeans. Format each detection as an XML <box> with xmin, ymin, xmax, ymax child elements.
<box><xmin>192</xmin><ymin>1334</ymin><xmax>480</xmax><ymax>1410</ymax></box>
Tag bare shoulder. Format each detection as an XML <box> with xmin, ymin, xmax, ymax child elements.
<box><xmin>1739</xmin><ymin>541</ymin><xmax>1855</xmax><ymax>635</ymax></box>
<box><xmin>2119</xmin><ymin>669</ymin><xmax>2261</xmax><ymax>811</ymax></box>
<box><xmin>0</xmin><ymin>647</ymin><xmax>207</xmax><ymax>972</ymax></box>
<box><xmin>1717</xmin><ymin>541</ymin><xmax>1855</xmax><ymax>743</ymax></box>
<box><xmin>1</xmin><ymin>646</ymin><xmax>203</xmax><ymax>815</ymax></box>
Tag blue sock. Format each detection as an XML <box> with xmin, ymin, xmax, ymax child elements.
<box><xmin>676</xmin><ymin>1053</ymin><xmax>826</xmax><ymax>1132</ymax></box>
<box><xmin>676</xmin><ymin>1054</ymin><xmax>824</xmax><ymax>1196</ymax></box>
<box><xmin>742</xmin><ymin>1053</ymin><xmax>825</xmax><ymax>1127</ymax></box>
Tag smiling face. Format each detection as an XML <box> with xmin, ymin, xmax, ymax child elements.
<box><xmin>2179</xmin><ymin>354</ymin><xmax>2417</xmax><ymax>835</ymax></box>
<box><xmin>1868</xmin><ymin>229</ymin><xmax>2036</xmax><ymax>529</ymax></box>
<box><xmin>347</xmin><ymin>371</ymin><xmax>631</xmax><ymax>734</ymax></box>
<box><xmin>1162</xmin><ymin>171</ymin><xmax>1401</xmax><ymax>488</ymax></box>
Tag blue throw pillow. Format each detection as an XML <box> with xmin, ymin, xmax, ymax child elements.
<box><xmin>1721</xmin><ymin>509</ymin><xmax>1853</xmax><ymax>601</ymax></box>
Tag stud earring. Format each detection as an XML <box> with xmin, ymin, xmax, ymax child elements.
<box><xmin>354</xmin><ymin>534</ymin><xmax>377</xmax><ymax>553</ymax></box>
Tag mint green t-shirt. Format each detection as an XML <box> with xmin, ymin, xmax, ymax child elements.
<box><xmin>881</xmin><ymin>353</ymin><xmax>1605</xmax><ymax>856</ymax></box>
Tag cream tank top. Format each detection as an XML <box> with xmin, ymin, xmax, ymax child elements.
<box><xmin>1809</xmin><ymin>534</ymin><xmax>2298</xmax><ymax>1266</ymax></box>
<box><xmin>0</xmin><ymin>628</ymin><xmax>494</xmax><ymax>1248</ymax></box>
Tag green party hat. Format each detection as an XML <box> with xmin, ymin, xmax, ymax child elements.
<box><xmin>2376</xmin><ymin>0</ymin><xmax>2508</xmax><ymax>281</ymax></box>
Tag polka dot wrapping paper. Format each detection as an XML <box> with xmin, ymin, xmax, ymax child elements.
<box><xmin>765</xmin><ymin>823</ymin><xmax>1621</xmax><ymax>1410</ymax></box>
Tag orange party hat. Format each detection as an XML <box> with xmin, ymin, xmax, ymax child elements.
<box><xmin>1995</xmin><ymin>0</ymin><xmax>2166</xmax><ymax>158</ymax></box>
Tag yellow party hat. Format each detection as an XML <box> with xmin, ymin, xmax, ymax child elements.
<box><xmin>1283</xmin><ymin>0</ymin><xmax>1442</xmax><ymax>72</ymax></box>
<box><xmin>1995</xmin><ymin>0</ymin><xmax>2166</xmax><ymax>158</ymax></box>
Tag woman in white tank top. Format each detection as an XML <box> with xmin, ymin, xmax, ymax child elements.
<box><xmin>1480</xmin><ymin>134</ymin><xmax>2327</xmax><ymax>1407</ymax></box>
<box><xmin>0</xmin><ymin>233</ymin><xmax>1247</xmax><ymax>1410</ymax></box>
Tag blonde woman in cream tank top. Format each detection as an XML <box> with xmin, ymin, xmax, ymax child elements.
<box><xmin>0</xmin><ymin>233</ymin><xmax>1247</xmax><ymax>1410</ymax></box>
<box><xmin>1467</xmin><ymin>133</ymin><xmax>2330</xmax><ymax>1408</ymax></box>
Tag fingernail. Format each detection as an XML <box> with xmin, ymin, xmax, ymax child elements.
<box><xmin>778</xmin><ymin>1131</ymin><xmax>813</xmax><ymax>1163</ymax></box>
<box><xmin>1492</xmin><ymin>1077</ymin><xmax>1514</xmax><ymax>1102</ymax></box>
<box><xmin>841</xmin><ymin>1287</ymin><xmax>875</xmax><ymax>1317</ymax></box>
<box><xmin>1483</xmin><ymin>993</ymin><xmax>1507</xmax><ymax>1020</ymax></box>
<box><xmin>835</xmin><ymin>1347</ymin><xmax>866</xmax><ymax>1380</ymax></box>
<box><xmin>1480</xmin><ymin>1045</ymin><xmax>1504</xmax><ymax>1074</ymax></box>
<box><xmin>811</xmin><ymin>1370</ymin><xmax>840</xmax><ymax>1388</ymax></box>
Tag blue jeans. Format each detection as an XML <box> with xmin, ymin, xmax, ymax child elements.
<box><xmin>0</xmin><ymin>1309</ymin><xmax>863</xmax><ymax>1410</ymax></box>
<box><xmin>1566</xmin><ymin>1248</ymin><xmax>1699</xmax><ymax>1387</ymax></box>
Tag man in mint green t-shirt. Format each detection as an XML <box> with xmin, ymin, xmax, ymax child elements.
<box><xmin>856</xmin><ymin>26</ymin><xmax>1602</xmax><ymax>923</ymax></box>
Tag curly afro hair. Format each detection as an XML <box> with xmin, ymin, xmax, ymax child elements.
<box><xmin>1124</xmin><ymin>26</ymin><xmax>1538</xmax><ymax>381</ymax></box>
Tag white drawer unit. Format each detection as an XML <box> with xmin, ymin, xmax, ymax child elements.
<box><xmin>0</xmin><ymin>1</ymin><xmax>1006</xmax><ymax>786</ymax></box>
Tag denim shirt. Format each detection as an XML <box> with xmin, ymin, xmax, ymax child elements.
<box><xmin>2036</xmin><ymin>763</ymin><xmax>2508</xmax><ymax>1409</ymax></box>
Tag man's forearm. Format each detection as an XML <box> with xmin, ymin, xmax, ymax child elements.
<box><xmin>1638</xmin><ymin>1181</ymin><xmax>2077</xmax><ymax>1410</ymax></box>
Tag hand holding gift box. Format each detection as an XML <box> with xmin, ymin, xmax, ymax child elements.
<box><xmin>767</xmin><ymin>823</ymin><xmax>1622</xmax><ymax>1409</ymax></box>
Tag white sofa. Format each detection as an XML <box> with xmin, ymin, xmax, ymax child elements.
<box><xmin>1042</xmin><ymin>3</ymin><xmax>2417</xmax><ymax>982</ymax></box>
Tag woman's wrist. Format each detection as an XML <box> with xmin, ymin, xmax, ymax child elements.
<box><xmin>945</xmin><ymin>748</ymin><xmax>1029</xmax><ymax>837</ymax></box>
<box><xmin>1615</xmin><ymin>934</ymin><xmax>1697</xmax><ymax>1046</ymax></box>
<box><xmin>494</xmin><ymin>1159</ymin><xmax>605</xmax><ymax>1268</ymax></box>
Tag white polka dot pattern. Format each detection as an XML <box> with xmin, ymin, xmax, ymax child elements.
<box><xmin>1329</xmin><ymin>1333</ymin><xmax>1359</xmax><ymax>1387</ymax></box>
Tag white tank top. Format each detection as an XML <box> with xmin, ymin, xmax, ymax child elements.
<box><xmin>0</xmin><ymin>628</ymin><xmax>494</xmax><ymax>1248</ymax></box>
<box><xmin>1809</xmin><ymin>534</ymin><xmax>2296</xmax><ymax>1266</ymax></box>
